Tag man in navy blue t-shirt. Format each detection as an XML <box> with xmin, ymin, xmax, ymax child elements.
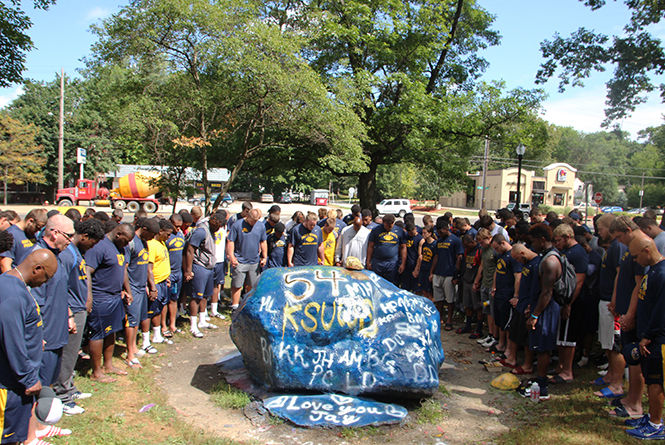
<box><xmin>0</xmin><ymin>208</ymin><xmax>47</xmax><ymax>272</ymax></box>
<box><xmin>266</xmin><ymin>222</ymin><xmax>287</xmax><ymax>269</ymax></box>
<box><xmin>428</xmin><ymin>220</ymin><xmax>462</xmax><ymax>330</ymax></box>
<box><xmin>288</xmin><ymin>213</ymin><xmax>323</xmax><ymax>267</ymax></box>
<box><xmin>227</xmin><ymin>209</ymin><xmax>267</xmax><ymax>311</ymax></box>
<box><xmin>367</xmin><ymin>214</ymin><xmax>406</xmax><ymax>285</ymax></box>
<box><xmin>85</xmin><ymin>224</ymin><xmax>133</xmax><ymax>383</ymax></box>
<box><xmin>0</xmin><ymin>250</ymin><xmax>57</xmax><ymax>445</ymax></box>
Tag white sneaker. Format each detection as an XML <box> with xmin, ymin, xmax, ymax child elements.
<box><xmin>72</xmin><ymin>391</ymin><xmax>92</xmax><ymax>400</ymax></box>
<box><xmin>63</xmin><ymin>402</ymin><xmax>85</xmax><ymax>415</ymax></box>
<box><xmin>481</xmin><ymin>338</ymin><xmax>498</xmax><ymax>348</ymax></box>
<box><xmin>477</xmin><ymin>335</ymin><xmax>493</xmax><ymax>345</ymax></box>
<box><xmin>198</xmin><ymin>321</ymin><xmax>219</xmax><ymax>330</ymax></box>
<box><xmin>577</xmin><ymin>356</ymin><xmax>589</xmax><ymax>368</ymax></box>
<box><xmin>598</xmin><ymin>369</ymin><xmax>608</xmax><ymax>376</ymax></box>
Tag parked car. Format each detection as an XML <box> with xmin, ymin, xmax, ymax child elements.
<box><xmin>279</xmin><ymin>192</ymin><xmax>293</xmax><ymax>203</ymax></box>
<box><xmin>601</xmin><ymin>206</ymin><xmax>624</xmax><ymax>213</ymax></box>
<box><xmin>376</xmin><ymin>199</ymin><xmax>412</xmax><ymax>218</ymax></box>
<box><xmin>504</xmin><ymin>203</ymin><xmax>531</xmax><ymax>215</ymax></box>
<box><xmin>189</xmin><ymin>192</ymin><xmax>233</xmax><ymax>207</ymax></box>
<box><xmin>626</xmin><ymin>207</ymin><xmax>647</xmax><ymax>214</ymax></box>
<box><xmin>260</xmin><ymin>193</ymin><xmax>274</xmax><ymax>203</ymax></box>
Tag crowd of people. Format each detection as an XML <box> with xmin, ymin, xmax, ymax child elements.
<box><xmin>2</xmin><ymin>200</ymin><xmax>665</xmax><ymax>443</ymax></box>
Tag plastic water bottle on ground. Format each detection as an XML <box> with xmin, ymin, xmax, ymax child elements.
<box><xmin>530</xmin><ymin>381</ymin><xmax>540</xmax><ymax>402</ymax></box>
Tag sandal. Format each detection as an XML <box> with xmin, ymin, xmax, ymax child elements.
<box><xmin>36</xmin><ymin>425</ymin><xmax>72</xmax><ymax>438</ymax></box>
<box><xmin>595</xmin><ymin>386</ymin><xmax>624</xmax><ymax>399</ymax></box>
<box><xmin>548</xmin><ymin>374</ymin><xmax>572</xmax><ymax>384</ymax></box>
<box><xmin>499</xmin><ymin>359</ymin><xmax>517</xmax><ymax>369</ymax></box>
<box><xmin>142</xmin><ymin>344</ymin><xmax>158</xmax><ymax>354</ymax></box>
<box><xmin>511</xmin><ymin>366</ymin><xmax>532</xmax><ymax>375</ymax></box>
<box><xmin>26</xmin><ymin>439</ymin><xmax>54</xmax><ymax>445</ymax></box>
<box><xmin>592</xmin><ymin>376</ymin><xmax>609</xmax><ymax>386</ymax></box>
<box><xmin>191</xmin><ymin>330</ymin><xmax>204</xmax><ymax>338</ymax></box>
<box><xmin>456</xmin><ymin>326</ymin><xmax>472</xmax><ymax>334</ymax></box>
<box><xmin>609</xmin><ymin>399</ymin><xmax>642</xmax><ymax>418</ymax></box>
<box><xmin>125</xmin><ymin>358</ymin><xmax>142</xmax><ymax>369</ymax></box>
<box><xmin>444</xmin><ymin>323</ymin><xmax>453</xmax><ymax>331</ymax></box>
<box><xmin>163</xmin><ymin>330</ymin><xmax>173</xmax><ymax>338</ymax></box>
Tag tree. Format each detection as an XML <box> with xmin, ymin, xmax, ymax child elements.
<box><xmin>536</xmin><ymin>0</ymin><xmax>665</xmax><ymax>123</ymax></box>
<box><xmin>0</xmin><ymin>113</ymin><xmax>46</xmax><ymax>205</ymax></box>
<box><xmin>0</xmin><ymin>0</ymin><xmax>56</xmax><ymax>86</ymax></box>
<box><xmin>89</xmin><ymin>0</ymin><xmax>366</xmax><ymax>214</ymax></box>
<box><xmin>283</xmin><ymin>0</ymin><xmax>543</xmax><ymax>209</ymax></box>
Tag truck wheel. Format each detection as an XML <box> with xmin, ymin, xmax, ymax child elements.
<box><xmin>58</xmin><ymin>199</ymin><xmax>73</xmax><ymax>207</ymax></box>
<box><xmin>126</xmin><ymin>201</ymin><xmax>140</xmax><ymax>213</ymax></box>
<box><xmin>113</xmin><ymin>200</ymin><xmax>127</xmax><ymax>210</ymax></box>
<box><xmin>142</xmin><ymin>201</ymin><xmax>157</xmax><ymax>213</ymax></box>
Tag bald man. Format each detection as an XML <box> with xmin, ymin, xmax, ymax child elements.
<box><xmin>0</xmin><ymin>208</ymin><xmax>48</xmax><ymax>272</ymax></box>
<box><xmin>0</xmin><ymin>250</ymin><xmax>57</xmax><ymax>445</ymax></box>
<box><xmin>28</xmin><ymin>215</ymin><xmax>77</xmax><ymax>387</ymax></box>
<box><xmin>625</xmin><ymin>236</ymin><xmax>665</xmax><ymax>439</ymax></box>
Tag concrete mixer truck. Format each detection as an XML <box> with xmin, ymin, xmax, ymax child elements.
<box><xmin>56</xmin><ymin>172</ymin><xmax>162</xmax><ymax>213</ymax></box>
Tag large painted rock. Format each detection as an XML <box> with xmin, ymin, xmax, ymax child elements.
<box><xmin>230</xmin><ymin>266</ymin><xmax>444</xmax><ymax>397</ymax></box>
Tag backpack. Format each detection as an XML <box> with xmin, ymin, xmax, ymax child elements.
<box><xmin>540</xmin><ymin>249</ymin><xmax>577</xmax><ymax>306</ymax></box>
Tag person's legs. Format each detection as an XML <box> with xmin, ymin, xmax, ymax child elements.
<box><xmin>89</xmin><ymin>338</ymin><xmax>113</xmax><ymax>381</ymax></box>
<box><xmin>101</xmin><ymin>333</ymin><xmax>125</xmax><ymax>376</ymax></box>
<box><xmin>648</xmin><ymin>383</ymin><xmax>665</xmax><ymax>424</ymax></box>
<box><xmin>53</xmin><ymin>311</ymin><xmax>86</xmax><ymax>403</ymax></box>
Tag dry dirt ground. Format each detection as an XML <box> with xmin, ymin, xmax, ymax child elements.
<box><xmin>157</xmin><ymin>319</ymin><xmax>526</xmax><ymax>445</ymax></box>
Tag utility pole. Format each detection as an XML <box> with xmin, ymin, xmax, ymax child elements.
<box><xmin>639</xmin><ymin>172</ymin><xmax>645</xmax><ymax>209</ymax></box>
<box><xmin>58</xmin><ymin>68</ymin><xmax>64</xmax><ymax>191</ymax></box>
<box><xmin>480</xmin><ymin>136</ymin><xmax>489</xmax><ymax>210</ymax></box>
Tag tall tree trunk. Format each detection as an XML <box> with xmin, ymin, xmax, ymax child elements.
<box><xmin>358</xmin><ymin>161</ymin><xmax>378</xmax><ymax>212</ymax></box>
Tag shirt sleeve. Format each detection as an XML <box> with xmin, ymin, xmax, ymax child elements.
<box><xmin>189</xmin><ymin>228</ymin><xmax>206</xmax><ymax>248</ymax></box>
<box><xmin>511</xmin><ymin>256</ymin><xmax>523</xmax><ymax>274</ymax></box>
<box><xmin>85</xmin><ymin>243</ymin><xmax>104</xmax><ymax>270</ymax></box>
<box><xmin>0</xmin><ymin>297</ymin><xmax>41</xmax><ymax>389</ymax></box>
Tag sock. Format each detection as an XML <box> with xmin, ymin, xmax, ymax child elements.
<box><xmin>199</xmin><ymin>313</ymin><xmax>206</xmax><ymax>325</ymax></box>
<box><xmin>152</xmin><ymin>326</ymin><xmax>161</xmax><ymax>338</ymax></box>
<box><xmin>231</xmin><ymin>304</ymin><xmax>239</xmax><ymax>310</ymax></box>
<box><xmin>141</xmin><ymin>332</ymin><xmax>150</xmax><ymax>348</ymax></box>
<box><xmin>190</xmin><ymin>316</ymin><xmax>199</xmax><ymax>331</ymax></box>
<box><xmin>649</xmin><ymin>420</ymin><xmax>662</xmax><ymax>428</ymax></box>
<box><xmin>211</xmin><ymin>302</ymin><xmax>218</xmax><ymax>314</ymax></box>
<box><xmin>203</xmin><ymin>309</ymin><xmax>209</xmax><ymax>317</ymax></box>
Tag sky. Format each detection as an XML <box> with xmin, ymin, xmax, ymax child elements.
<box><xmin>1</xmin><ymin>0</ymin><xmax>663</xmax><ymax>138</ymax></box>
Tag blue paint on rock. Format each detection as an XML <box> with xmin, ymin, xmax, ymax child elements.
<box><xmin>263</xmin><ymin>393</ymin><xmax>408</xmax><ymax>427</ymax></box>
<box><xmin>230</xmin><ymin>266</ymin><xmax>445</xmax><ymax>397</ymax></box>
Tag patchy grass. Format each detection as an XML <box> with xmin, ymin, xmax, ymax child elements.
<box><xmin>415</xmin><ymin>398</ymin><xmax>447</xmax><ymax>424</ymax></box>
<box><xmin>497</xmin><ymin>366</ymin><xmax>646</xmax><ymax>445</ymax></box>
<box><xmin>49</xmin><ymin>352</ymin><xmax>240</xmax><ymax>445</ymax></box>
<box><xmin>210</xmin><ymin>381</ymin><xmax>252</xmax><ymax>409</ymax></box>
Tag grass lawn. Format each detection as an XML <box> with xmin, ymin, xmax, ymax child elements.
<box><xmin>497</xmin><ymin>365</ymin><xmax>647</xmax><ymax>445</ymax></box>
<box><xmin>49</xmin><ymin>347</ymin><xmax>241</xmax><ymax>445</ymax></box>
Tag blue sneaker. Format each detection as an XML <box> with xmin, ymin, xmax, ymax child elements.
<box><xmin>626</xmin><ymin>421</ymin><xmax>665</xmax><ymax>440</ymax></box>
<box><xmin>626</xmin><ymin>414</ymin><xmax>650</xmax><ymax>428</ymax></box>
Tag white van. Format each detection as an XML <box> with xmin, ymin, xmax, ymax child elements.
<box><xmin>376</xmin><ymin>199</ymin><xmax>412</xmax><ymax>218</ymax></box>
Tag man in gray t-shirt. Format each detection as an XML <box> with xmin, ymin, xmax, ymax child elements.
<box><xmin>635</xmin><ymin>216</ymin><xmax>665</xmax><ymax>256</ymax></box>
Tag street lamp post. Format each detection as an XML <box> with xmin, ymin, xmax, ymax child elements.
<box><xmin>515</xmin><ymin>144</ymin><xmax>526</xmax><ymax>206</ymax></box>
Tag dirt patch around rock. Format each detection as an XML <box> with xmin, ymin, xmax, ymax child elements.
<box><xmin>158</xmin><ymin>320</ymin><xmax>524</xmax><ymax>445</ymax></box>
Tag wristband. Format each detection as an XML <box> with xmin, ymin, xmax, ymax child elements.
<box><xmin>531</xmin><ymin>313</ymin><xmax>539</xmax><ymax>320</ymax></box>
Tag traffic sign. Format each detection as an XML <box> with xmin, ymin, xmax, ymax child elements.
<box><xmin>593</xmin><ymin>192</ymin><xmax>603</xmax><ymax>205</ymax></box>
<box><xmin>77</xmin><ymin>147</ymin><xmax>87</xmax><ymax>164</ymax></box>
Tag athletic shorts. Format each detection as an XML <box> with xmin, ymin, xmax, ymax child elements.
<box><xmin>642</xmin><ymin>343</ymin><xmax>665</xmax><ymax>386</ymax></box>
<box><xmin>432</xmin><ymin>275</ymin><xmax>455</xmax><ymax>303</ymax></box>
<box><xmin>462</xmin><ymin>281</ymin><xmax>481</xmax><ymax>311</ymax></box>
<box><xmin>492</xmin><ymin>292</ymin><xmax>512</xmax><ymax>330</ymax></box>
<box><xmin>168</xmin><ymin>273</ymin><xmax>182</xmax><ymax>302</ymax></box>
<box><xmin>147</xmin><ymin>280</ymin><xmax>169</xmax><ymax>317</ymax></box>
<box><xmin>231</xmin><ymin>262</ymin><xmax>260</xmax><ymax>289</ymax></box>
<box><xmin>0</xmin><ymin>388</ymin><xmax>33</xmax><ymax>444</ymax></box>
<box><xmin>400</xmin><ymin>268</ymin><xmax>419</xmax><ymax>293</ymax></box>
<box><xmin>621</xmin><ymin>329</ymin><xmax>639</xmax><ymax>348</ymax></box>
<box><xmin>598</xmin><ymin>300</ymin><xmax>618</xmax><ymax>351</ymax></box>
<box><xmin>189</xmin><ymin>263</ymin><xmax>214</xmax><ymax>299</ymax></box>
<box><xmin>580</xmin><ymin>292</ymin><xmax>600</xmax><ymax>335</ymax></box>
<box><xmin>372</xmin><ymin>262</ymin><xmax>399</xmax><ymax>285</ymax></box>
<box><xmin>509</xmin><ymin>309</ymin><xmax>529</xmax><ymax>348</ymax></box>
<box><xmin>557</xmin><ymin>298</ymin><xmax>584</xmax><ymax>347</ymax></box>
<box><xmin>213</xmin><ymin>262</ymin><xmax>226</xmax><ymax>286</ymax></box>
<box><xmin>88</xmin><ymin>297</ymin><xmax>125</xmax><ymax>341</ymax></box>
<box><xmin>529</xmin><ymin>301</ymin><xmax>560</xmax><ymax>353</ymax></box>
<box><xmin>125</xmin><ymin>286</ymin><xmax>147</xmax><ymax>327</ymax></box>
<box><xmin>418</xmin><ymin>268</ymin><xmax>432</xmax><ymax>294</ymax></box>
<box><xmin>39</xmin><ymin>348</ymin><xmax>63</xmax><ymax>386</ymax></box>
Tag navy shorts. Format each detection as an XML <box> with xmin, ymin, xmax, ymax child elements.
<box><xmin>400</xmin><ymin>268</ymin><xmax>419</xmax><ymax>293</ymax></box>
<box><xmin>642</xmin><ymin>343</ymin><xmax>665</xmax><ymax>386</ymax></box>
<box><xmin>147</xmin><ymin>281</ymin><xmax>168</xmax><ymax>317</ymax></box>
<box><xmin>529</xmin><ymin>301</ymin><xmax>560</xmax><ymax>353</ymax></box>
<box><xmin>189</xmin><ymin>263</ymin><xmax>213</xmax><ymax>300</ymax></box>
<box><xmin>168</xmin><ymin>274</ymin><xmax>182</xmax><ymax>302</ymax></box>
<box><xmin>418</xmin><ymin>268</ymin><xmax>432</xmax><ymax>293</ymax></box>
<box><xmin>372</xmin><ymin>261</ymin><xmax>398</xmax><ymax>285</ymax></box>
<box><xmin>39</xmin><ymin>348</ymin><xmax>63</xmax><ymax>386</ymax></box>
<box><xmin>125</xmin><ymin>287</ymin><xmax>147</xmax><ymax>327</ymax></box>
<box><xmin>493</xmin><ymin>293</ymin><xmax>512</xmax><ymax>330</ymax></box>
<box><xmin>0</xmin><ymin>388</ymin><xmax>33</xmax><ymax>444</ymax></box>
<box><xmin>509</xmin><ymin>309</ymin><xmax>529</xmax><ymax>347</ymax></box>
<box><xmin>213</xmin><ymin>262</ymin><xmax>226</xmax><ymax>286</ymax></box>
<box><xmin>88</xmin><ymin>297</ymin><xmax>124</xmax><ymax>340</ymax></box>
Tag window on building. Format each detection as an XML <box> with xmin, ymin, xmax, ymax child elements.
<box><xmin>509</xmin><ymin>191</ymin><xmax>518</xmax><ymax>203</ymax></box>
<box><xmin>553</xmin><ymin>193</ymin><xmax>564</xmax><ymax>206</ymax></box>
<box><xmin>533</xmin><ymin>181</ymin><xmax>545</xmax><ymax>190</ymax></box>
